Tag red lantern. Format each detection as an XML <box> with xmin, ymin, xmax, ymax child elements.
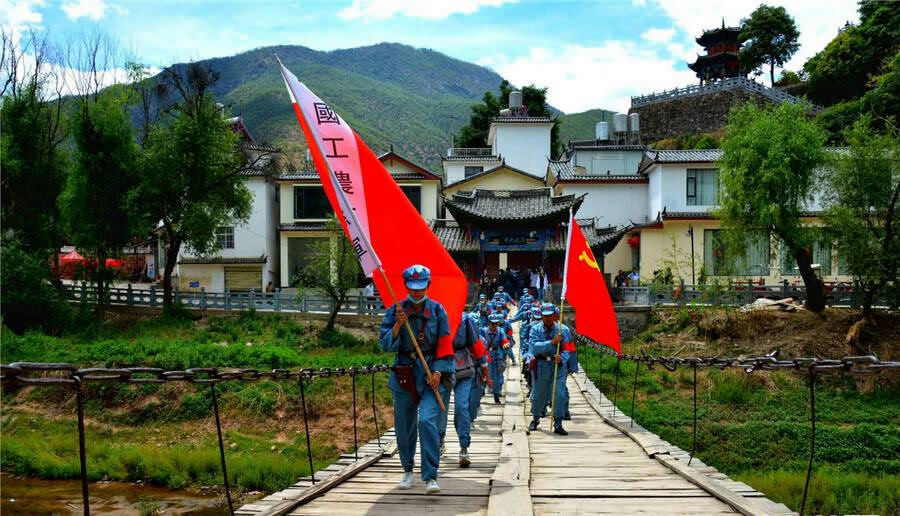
<box><xmin>627</xmin><ymin>234</ymin><xmax>641</xmax><ymax>248</ymax></box>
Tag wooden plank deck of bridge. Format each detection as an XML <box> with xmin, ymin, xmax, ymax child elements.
<box><xmin>239</xmin><ymin>312</ymin><xmax>793</xmax><ymax>516</ymax></box>
<box><xmin>526</xmin><ymin>374</ymin><xmax>742</xmax><ymax>515</ymax></box>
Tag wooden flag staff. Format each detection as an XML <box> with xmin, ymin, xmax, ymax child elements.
<box><xmin>377</xmin><ymin>267</ymin><xmax>446</xmax><ymax>413</ymax></box>
<box><xmin>550</xmin><ymin>298</ymin><xmax>566</xmax><ymax>419</ymax></box>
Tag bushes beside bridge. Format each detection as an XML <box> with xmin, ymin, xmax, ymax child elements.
<box><xmin>579</xmin><ymin>307</ymin><xmax>899</xmax><ymax>516</ymax></box>
<box><xmin>0</xmin><ymin>310</ymin><xmax>395</xmax><ymax>497</ymax></box>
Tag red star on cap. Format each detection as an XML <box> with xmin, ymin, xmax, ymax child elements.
<box><xmin>412</xmin><ymin>271</ymin><xmax>419</xmax><ymax>279</ymax></box>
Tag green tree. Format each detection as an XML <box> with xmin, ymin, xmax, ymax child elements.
<box><xmin>717</xmin><ymin>102</ymin><xmax>828</xmax><ymax>311</ymax></box>
<box><xmin>821</xmin><ymin>117</ymin><xmax>899</xmax><ymax>316</ymax></box>
<box><xmin>804</xmin><ymin>1</ymin><xmax>900</xmax><ymax>105</ymax></box>
<box><xmin>59</xmin><ymin>91</ymin><xmax>140</xmax><ymax>310</ymax></box>
<box><xmin>456</xmin><ymin>80</ymin><xmax>562</xmax><ymax>158</ymax></box>
<box><xmin>0</xmin><ymin>32</ymin><xmax>67</xmax><ymax>257</ymax></box>
<box><xmin>739</xmin><ymin>4</ymin><xmax>801</xmax><ymax>86</ymax></box>
<box><xmin>0</xmin><ymin>239</ymin><xmax>72</xmax><ymax>333</ymax></box>
<box><xmin>134</xmin><ymin>64</ymin><xmax>251</xmax><ymax>313</ymax></box>
<box><xmin>293</xmin><ymin>216</ymin><xmax>362</xmax><ymax>331</ymax></box>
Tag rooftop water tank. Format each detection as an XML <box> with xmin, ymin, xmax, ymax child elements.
<box><xmin>509</xmin><ymin>90</ymin><xmax>523</xmax><ymax>109</ymax></box>
<box><xmin>613</xmin><ymin>113</ymin><xmax>628</xmax><ymax>133</ymax></box>
<box><xmin>629</xmin><ymin>113</ymin><xmax>640</xmax><ymax>133</ymax></box>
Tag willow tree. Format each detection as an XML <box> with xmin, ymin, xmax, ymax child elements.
<box><xmin>717</xmin><ymin>101</ymin><xmax>828</xmax><ymax>311</ymax></box>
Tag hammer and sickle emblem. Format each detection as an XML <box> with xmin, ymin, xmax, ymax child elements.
<box><xmin>578</xmin><ymin>250</ymin><xmax>599</xmax><ymax>271</ymax></box>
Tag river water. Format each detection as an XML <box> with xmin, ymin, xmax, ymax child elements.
<box><xmin>0</xmin><ymin>475</ymin><xmax>236</xmax><ymax>515</ymax></box>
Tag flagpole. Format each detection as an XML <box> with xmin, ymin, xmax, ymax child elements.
<box><xmin>377</xmin><ymin>267</ymin><xmax>446</xmax><ymax>412</ymax></box>
<box><xmin>550</xmin><ymin>298</ymin><xmax>565</xmax><ymax>420</ymax></box>
<box><xmin>551</xmin><ymin>207</ymin><xmax>575</xmax><ymax>421</ymax></box>
<box><xmin>276</xmin><ymin>56</ymin><xmax>444</xmax><ymax>412</ymax></box>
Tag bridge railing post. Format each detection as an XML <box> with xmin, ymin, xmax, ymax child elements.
<box><xmin>298</xmin><ymin>373</ymin><xmax>316</xmax><ymax>485</ymax></box>
<box><xmin>73</xmin><ymin>378</ymin><xmax>91</xmax><ymax>516</ymax></box>
<box><xmin>209</xmin><ymin>383</ymin><xmax>235</xmax><ymax>515</ymax></box>
<box><xmin>799</xmin><ymin>368</ymin><xmax>817</xmax><ymax>516</ymax></box>
<box><xmin>371</xmin><ymin>369</ymin><xmax>381</xmax><ymax>450</ymax></box>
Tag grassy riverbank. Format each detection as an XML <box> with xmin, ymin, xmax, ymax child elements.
<box><xmin>579</xmin><ymin>308</ymin><xmax>899</xmax><ymax>516</ymax></box>
<box><xmin>1</xmin><ymin>310</ymin><xmax>394</xmax><ymax>499</ymax></box>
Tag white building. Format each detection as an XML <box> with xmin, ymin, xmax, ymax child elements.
<box><xmin>275</xmin><ymin>149</ymin><xmax>443</xmax><ymax>288</ymax></box>
<box><xmin>176</xmin><ymin>122</ymin><xmax>281</xmax><ymax>292</ymax></box>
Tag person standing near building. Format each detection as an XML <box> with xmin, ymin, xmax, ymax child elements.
<box><xmin>527</xmin><ymin>302</ymin><xmax>572</xmax><ymax>435</ymax></box>
<box><xmin>628</xmin><ymin>268</ymin><xmax>640</xmax><ymax>287</ymax></box>
<box><xmin>482</xmin><ymin>312</ymin><xmax>509</xmax><ymax>404</ymax></box>
<box><xmin>379</xmin><ymin>265</ymin><xmax>453</xmax><ymax>494</ymax></box>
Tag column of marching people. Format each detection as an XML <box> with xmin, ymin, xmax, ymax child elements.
<box><xmin>380</xmin><ymin>266</ymin><xmax>578</xmax><ymax>494</ymax></box>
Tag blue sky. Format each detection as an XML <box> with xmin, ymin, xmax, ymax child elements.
<box><xmin>3</xmin><ymin>0</ymin><xmax>859</xmax><ymax>112</ymax></box>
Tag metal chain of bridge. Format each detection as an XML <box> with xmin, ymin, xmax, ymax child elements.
<box><xmin>2</xmin><ymin>351</ymin><xmax>897</xmax><ymax>516</ymax></box>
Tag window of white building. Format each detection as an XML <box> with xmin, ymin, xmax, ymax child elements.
<box><xmin>704</xmin><ymin>229</ymin><xmax>769</xmax><ymax>276</ymax></box>
<box><xmin>216</xmin><ymin>227</ymin><xmax>234</xmax><ymax>249</ymax></box>
<box><xmin>687</xmin><ymin>169</ymin><xmax>719</xmax><ymax>206</ymax></box>
<box><xmin>400</xmin><ymin>185</ymin><xmax>421</xmax><ymax>213</ymax></box>
<box><xmin>464</xmin><ymin>166</ymin><xmax>483</xmax><ymax>177</ymax></box>
<box><xmin>780</xmin><ymin>239</ymin><xmax>832</xmax><ymax>276</ymax></box>
<box><xmin>293</xmin><ymin>186</ymin><xmax>331</xmax><ymax>219</ymax></box>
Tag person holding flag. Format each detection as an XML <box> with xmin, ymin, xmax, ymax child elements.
<box><xmin>276</xmin><ymin>57</ymin><xmax>468</xmax><ymax>495</ymax></box>
<box><xmin>527</xmin><ymin>302</ymin><xmax>573</xmax><ymax>434</ymax></box>
<box><xmin>380</xmin><ymin>265</ymin><xmax>453</xmax><ymax>493</ymax></box>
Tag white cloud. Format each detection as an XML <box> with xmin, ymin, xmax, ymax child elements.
<box><xmin>646</xmin><ymin>0</ymin><xmax>860</xmax><ymax>72</ymax></box>
<box><xmin>338</xmin><ymin>0</ymin><xmax>516</xmax><ymax>21</ymax></box>
<box><xmin>488</xmin><ymin>41</ymin><xmax>697</xmax><ymax>113</ymax></box>
<box><xmin>61</xmin><ymin>0</ymin><xmax>112</xmax><ymax>21</ymax></box>
<box><xmin>641</xmin><ymin>27</ymin><xmax>675</xmax><ymax>44</ymax></box>
<box><xmin>0</xmin><ymin>0</ymin><xmax>46</xmax><ymax>40</ymax></box>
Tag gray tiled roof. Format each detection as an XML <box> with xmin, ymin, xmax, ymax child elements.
<box><xmin>430</xmin><ymin>218</ymin><xmax>628</xmax><ymax>253</ymax></box>
<box><xmin>638</xmin><ymin>149</ymin><xmax>723</xmax><ymax>173</ymax></box>
<box><xmin>278</xmin><ymin>223</ymin><xmax>329</xmax><ymax>231</ymax></box>
<box><xmin>444</xmin><ymin>188</ymin><xmax>584</xmax><ymax>223</ymax></box>
<box><xmin>490</xmin><ymin>116</ymin><xmax>554</xmax><ymax>123</ymax></box>
<box><xmin>274</xmin><ymin>171</ymin><xmax>319</xmax><ymax>181</ymax></box>
<box><xmin>429</xmin><ymin>220</ymin><xmax>479</xmax><ymax>252</ymax></box>
<box><xmin>549</xmin><ymin>159</ymin><xmax>648</xmax><ymax>182</ymax></box>
<box><xmin>651</xmin><ymin>149</ymin><xmax>724</xmax><ymax>162</ymax></box>
<box><xmin>275</xmin><ymin>166</ymin><xmax>437</xmax><ymax>182</ymax></box>
<box><xmin>567</xmin><ymin>141</ymin><xmax>646</xmax><ymax>151</ymax></box>
<box><xmin>179</xmin><ymin>254</ymin><xmax>267</xmax><ymax>265</ymax></box>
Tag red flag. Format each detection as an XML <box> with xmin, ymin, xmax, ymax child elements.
<box><xmin>276</xmin><ymin>57</ymin><xmax>467</xmax><ymax>348</ymax></box>
<box><xmin>562</xmin><ymin>211</ymin><xmax>621</xmax><ymax>355</ymax></box>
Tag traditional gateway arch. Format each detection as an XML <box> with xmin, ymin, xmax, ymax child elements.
<box><xmin>431</xmin><ymin>187</ymin><xmax>628</xmax><ymax>297</ymax></box>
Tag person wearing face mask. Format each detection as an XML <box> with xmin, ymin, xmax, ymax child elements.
<box><xmin>527</xmin><ymin>302</ymin><xmax>573</xmax><ymax>435</ymax></box>
<box><xmin>379</xmin><ymin>264</ymin><xmax>453</xmax><ymax>494</ymax></box>
<box><xmin>482</xmin><ymin>312</ymin><xmax>509</xmax><ymax>404</ymax></box>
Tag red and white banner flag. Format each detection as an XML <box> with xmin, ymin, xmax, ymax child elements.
<box><xmin>276</xmin><ymin>56</ymin><xmax>468</xmax><ymax>344</ymax></box>
<box><xmin>276</xmin><ymin>57</ymin><xmax>380</xmax><ymax>276</ymax></box>
<box><xmin>562</xmin><ymin>210</ymin><xmax>621</xmax><ymax>355</ymax></box>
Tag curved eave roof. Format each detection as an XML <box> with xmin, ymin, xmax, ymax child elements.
<box><xmin>443</xmin><ymin>188</ymin><xmax>584</xmax><ymax>226</ymax></box>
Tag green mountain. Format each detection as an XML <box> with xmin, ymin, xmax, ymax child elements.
<box><xmin>557</xmin><ymin>108</ymin><xmax>617</xmax><ymax>144</ymax></box>
<box><xmin>165</xmin><ymin>43</ymin><xmax>505</xmax><ymax>171</ymax></box>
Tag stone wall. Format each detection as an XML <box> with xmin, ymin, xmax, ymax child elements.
<box><xmin>564</xmin><ymin>306</ymin><xmax>651</xmax><ymax>344</ymax></box>
<box><xmin>630</xmin><ymin>89</ymin><xmax>769</xmax><ymax>143</ymax></box>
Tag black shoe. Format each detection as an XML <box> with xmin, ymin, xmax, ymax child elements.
<box><xmin>528</xmin><ymin>420</ymin><xmax>539</xmax><ymax>431</ymax></box>
<box><xmin>563</xmin><ymin>411</ymin><xmax>572</xmax><ymax>421</ymax></box>
<box><xmin>540</xmin><ymin>409</ymin><xmax>546</xmax><ymax>417</ymax></box>
<box><xmin>494</xmin><ymin>396</ymin><xmax>501</xmax><ymax>404</ymax></box>
<box><xmin>553</xmin><ymin>426</ymin><xmax>568</xmax><ymax>436</ymax></box>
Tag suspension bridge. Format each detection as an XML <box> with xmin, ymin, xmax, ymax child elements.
<box><xmin>2</xmin><ymin>331</ymin><xmax>895</xmax><ymax>515</ymax></box>
<box><xmin>230</xmin><ymin>357</ymin><xmax>797</xmax><ymax>516</ymax></box>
